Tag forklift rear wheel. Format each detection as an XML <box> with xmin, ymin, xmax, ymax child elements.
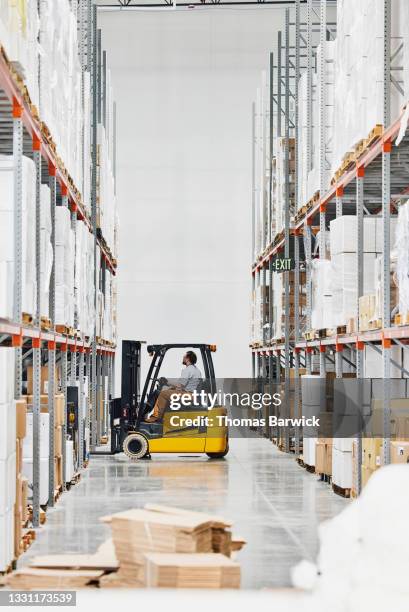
<box><xmin>123</xmin><ymin>432</ymin><xmax>149</xmax><ymax>460</ymax></box>
<box><xmin>206</xmin><ymin>444</ymin><xmax>229</xmax><ymax>459</ymax></box>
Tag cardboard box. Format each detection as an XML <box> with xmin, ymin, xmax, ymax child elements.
<box><xmin>370</xmin><ymin>401</ymin><xmax>409</xmax><ymax>438</ymax></box>
<box><xmin>16</xmin><ymin>398</ymin><xmax>27</xmax><ymax>439</ymax></box>
<box><xmin>27</xmin><ymin>366</ymin><xmax>58</xmax><ymax>395</ymax></box>
<box><xmin>362</xmin><ymin>438</ymin><xmax>383</xmax><ymax>471</ymax></box>
<box><xmin>330</xmin><ymin>216</ymin><xmax>377</xmax><ymax>255</ymax></box>
<box><xmin>361</xmin><ymin>465</ymin><xmax>376</xmax><ymax>489</ymax></box>
<box><xmin>390</xmin><ymin>441</ymin><xmax>409</xmax><ymax>464</ymax></box>
<box><xmin>54</xmin><ymin>457</ymin><xmax>62</xmax><ymax>490</ymax></box>
<box><xmin>16</xmin><ymin>438</ymin><xmax>22</xmax><ymax>474</ymax></box>
<box><xmin>15</xmin><ymin>473</ymin><xmax>23</xmax><ymax>516</ymax></box>
<box><xmin>26</xmin><ymin>394</ymin><xmax>65</xmax><ymax>427</ymax></box>
<box><xmin>21</xmin><ymin>478</ymin><xmax>28</xmax><ymax>523</ymax></box>
<box><xmin>14</xmin><ymin>506</ymin><xmax>22</xmax><ymax>559</ymax></box>
<box><xmin>54</xmin><ymin>426</ymin><xmax>62</xmax><ymax>458</ymax></box>
<box><xmin>359</xmin><ymin>294</ymin><xmax>377</xmax><ymax>331</ymax></box>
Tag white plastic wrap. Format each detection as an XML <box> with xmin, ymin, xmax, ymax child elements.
<box><xmin>311</xmin><ymin>259</ymin><xmax>333</xmax><ymax>329</ymax></box>
<box><xmin>332</xmin><ymin>0</ymin><xmax>409</xmax><ymax>176</ymax></box>
<box><xmin>0</xmin><ymin>155</ymin><xmax>36</xmax><ymax>316</ymax></box>
<box><xmin>395</xmin><ymin>202</ymin><xmax>409</xmax><ymax>316</ymax></box>
<box><xmin>330</xmin><ymin>253</ymin><xmax>377</xmax><ymax>327</ymax></box>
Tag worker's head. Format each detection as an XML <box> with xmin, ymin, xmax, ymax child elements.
<box><xmin>183</xmin><ymin>350</ymin><xmax>197</xmax><ymax>366</ymax></box>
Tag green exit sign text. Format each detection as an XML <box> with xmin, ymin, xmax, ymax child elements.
<box><xmin>271</xmin><ymin>258</ymin><xmax>295</xmax><ymax>272</ymax></box>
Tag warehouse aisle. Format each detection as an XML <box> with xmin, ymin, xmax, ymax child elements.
<box><xmin>19</xmin><ymin>439</ymin><xmax>347</xmax><ymax>588</ymax></box>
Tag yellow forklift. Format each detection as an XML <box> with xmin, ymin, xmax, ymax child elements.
<box><xmin>110</xmin><ymin>341</ymin><xmax>229</xmax><ymax>460</ymax></box>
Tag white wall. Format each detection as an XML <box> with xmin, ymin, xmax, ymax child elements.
<box><xmin>99</xmin><ymin>8</ymin><xmax>284</xmax><ymax>386</ymax></box>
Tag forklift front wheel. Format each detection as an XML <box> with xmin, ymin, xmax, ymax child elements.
<box><xmin>123</xmin><ymin>432</ymin><xmax>149</xmax><ymax>460</ymax></box>
<box><xmin>206</xmin><ymin>443</ymin><xmax>229</xmax><ymax>459</ymax></box>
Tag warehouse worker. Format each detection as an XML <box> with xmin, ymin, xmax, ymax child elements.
<box><xmin>145</xmin><ymin>351</ymin><xmax>202</xmax><ymax>422</ymax></box>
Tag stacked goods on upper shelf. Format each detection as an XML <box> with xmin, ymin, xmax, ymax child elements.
<box><xmin>251</xmin><ymin>284</ymin><xmax>269</xmax><ymax>345</ymax></box>
<box><xmin>55</xmin><ymin>206</ymin><xmax>75</xmax><ymax>328</ymax></box>
<box><xmin>0</xmin><ymin>349</ymin><xmax>16</xmax><ymax>572</ymax></box>
<box><xmin>395</xmin><ymin>201</ymin><xmax>409</xmax><ymax>324</ymax></box>
<box><xmin>272</xmin><ymin>137</ymin><xmax>296</xmax><ymax>235</ymax></box>
<box><xmin>74</xmin><ymin>221</ymin><xmax>95</xmax><ymax>337</ymax></box>
<box><xmin>0</xmin><ymin>0</ymin><xmax>40</xmax><ymax>108</ymax></box>
<box><xmin>0</xmin><ymin>156</ymin><xmax>37</xmax><ymax>319</ymax></box>
<box><xmin>297</xmin><ymin>41</ymin><xmax>335</xmax><ymax>208</ymax></box>
<box><xmin>14</xmin><ymin>398</ymin><xmax>28</xmax><ymax>560</ymax></box>
<box><xmin>39</xmin><ymin>185</ymin><xmax>53</xmax><ymax>320</ymax></box>
<box><xmin>297</xmin><ymin>72</ymin><xmax>316</xmax><ymax>208</ymax></box>
<box><xmin>329</xmin><ymin>215</ymin><xmax>397</xmax><ymax>330</ymax></box>
<box><xmin>272</xmin><ymin>271</ymin><xmax>306</xmax><ymax>340</ymax></box>
<box><xmin>40</xmin><ymin>0</ymin><xmax>86</xmax><ymax>199</ymax></box>
<box><xmin>311</xmin><ymin>259</ymin><xmax>332</xmax><ymax>330</ymax></box>
<box><xmin>97</xmin><ymin>125</ymin><xmax>117</xmax><ymax>253</ymax></box>
<box><xmin>332</xmin><ymin>0</ymin><xmax>409</xmax><ymax>177</ymax></box>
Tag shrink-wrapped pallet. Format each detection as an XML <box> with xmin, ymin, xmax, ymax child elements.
<box><xmin>0</xmin><ymin>155</ymin><xmax>36</xmax><ymax>318</ymax></box>
<box><xmin>311</xmin><ymin>259</ymin><xmax>333</xmax><ymax>330</ymax></box>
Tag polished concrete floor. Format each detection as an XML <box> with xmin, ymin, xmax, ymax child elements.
<box><xmin>19</xmin><ymin>438</ymin><xmax>347</xmax><ymax>589</ymax></box>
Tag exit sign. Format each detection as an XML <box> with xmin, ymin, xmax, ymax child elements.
<box><xmin>271</xmin><ymin>257</ymin><xmax>295</xmax><ymax>272</ymax></box>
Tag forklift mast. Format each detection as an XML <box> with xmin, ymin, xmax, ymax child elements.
<box><xmin>110</xmin><ymin>340</ymin><xmax>144</xmax><ymax>453</ymax></box>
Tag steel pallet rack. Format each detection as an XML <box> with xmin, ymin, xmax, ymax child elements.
<box><xmin>0</xmin><ymin>0</ymin><xmax>117</xmax><ymax>531</ymax></box>
<box><xmin>251</xmin><ymin>0</ymin><xmax>405</xmax><ymax>495</ymax></box>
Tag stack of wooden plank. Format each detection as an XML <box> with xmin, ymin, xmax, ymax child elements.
<box><xmin>6</xmin><ymin>567</ymin><xmax>103</xmax><ymax>589</ymax></box>
<box><xmin>144</xmin><ymin>553</ymin><xmax>241</xmax><ymax>589</ymax></box>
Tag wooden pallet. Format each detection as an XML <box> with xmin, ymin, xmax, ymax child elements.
<box><xmin>55</xmin><ymin>324</ymin><xmax>75</xmax><ymax>337</ymax></box>
<box><xmin>303</xmin><ymin>330</ymin><xmax>316</xmax><ymax>341</ymax></box>
<box><xmin>368</xmin><ymin>318</ymin><xmax>382</xmax><ymax>331</ymax></box>
<box><xmin>27</xmin><ymin>507</ymin><xmax>46</xmax><ymax>525</ymax></box>
<box><xmin>316</xmin><ymin>472</ymin><xmax>332</xmax><ymax>484</ymax></box>
<box><xmin>366</xmin><ymin>124</ymin><xmax>383</xmax><ymax>147</ymax></box>
<box><xmin>304</xmin><ymin>463</ymin><xmax>316</xmax><ymax>474</ymax></box>
<box><xmin>0</xmin><ymin>562</ymin><xmax>14</xmax><ymax>577</ymax></box>
<box><xmin>394</xmin><ymin>312</ymin><xmax>409</xmax><ymax>326</ymax></box>
<box><xmin>332</xmin><ymin>483</ymin><xmax>351</xmax><ymax>498</ymax></box>
<box><xmin>21</xmin><ymin>529</ymin><xmax>36</xmax><ymax>553</ymax></box>
<box><xmin>65</xmin><ymin>472</ymin><xmax>81</xmax><ymax>490</ymax></box>
<box><xmin>53</xmin><ymin>486</ymin><xmax>63</xmax><ymax>503</ymax></box>
<box><xmin>22</xmin><ymin>312</ymin><xmax>33</xmax><ymax>326</ymax></box>
<box><xmin>40</xmin><ymin>316</ymin><xmax>52</xmax><ymax>331</ymax></box>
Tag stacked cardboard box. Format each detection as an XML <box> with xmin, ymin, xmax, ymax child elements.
<box><xmin>358</xmin><ymin>294</ymin><xmax>377</xmax><ymax>332</ymax></box>
<box><xmin>144</xmin><ymin>553</ymin><xmax>240</xmax><ymax>589</ymax></box>
<box><xmin>7</xmin><ymin>567</ymin><xmax>103</xmax><ymax>590</ymax></box>
<box><xmin>100</xmin><ymin>505</ymin><xmax>243</xmax><ymax>588</ymax></box>
<box><xmin>315</xmin><ymin>438</ymin><xmax>332</xmax><ymax>477</ymax></box>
